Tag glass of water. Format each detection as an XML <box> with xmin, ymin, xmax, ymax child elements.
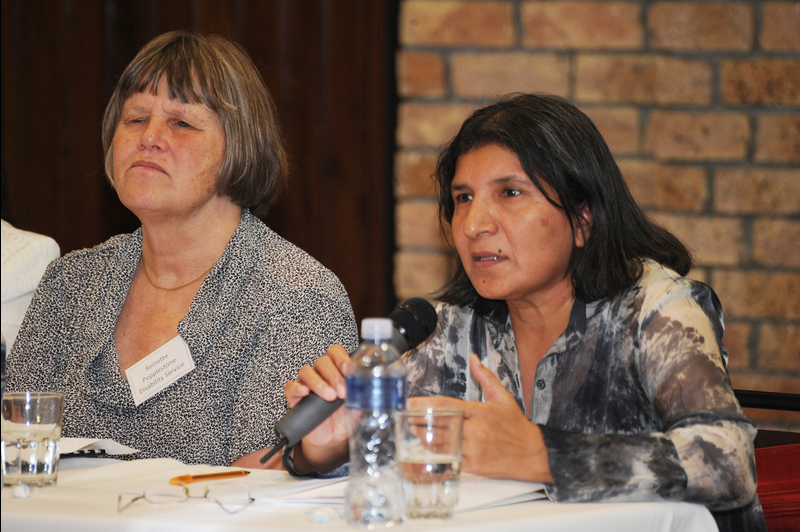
<box><xmin>2</xmin><ymin>392</ymin><xmax>65</xmax><ymax>487</ymax></box>
<box><xmin>396</xmin><ymin>408</ymin><xmax>464</xmax><ymax>518</ymax></box>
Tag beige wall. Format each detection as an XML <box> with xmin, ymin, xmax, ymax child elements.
<box><xmin>394</xmin><ymin>0</ymin><xmax>800</xmax><ymax>428</ymax></box>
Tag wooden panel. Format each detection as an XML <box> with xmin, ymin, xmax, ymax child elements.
<box><xmin>1</xmin><ymin>0</ymin><xmax>110</xmax><ymax>252</ymax></box>
<box><xmin>0</xmin><ymin>0</ymin><xmax>396</xmax><ymax>321</ymax></box>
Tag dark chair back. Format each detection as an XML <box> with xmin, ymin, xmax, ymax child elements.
<box><xmin>734</xmin><ymin>390</ymin><xmax>800</xmax><ymax>532</ymax></box>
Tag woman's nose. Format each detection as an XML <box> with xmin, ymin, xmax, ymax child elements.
<box><xmin>463</xmin><ymin>199</ymin><xmax>497</xmax><ymax>238</ymax></box>
<box><xmin>139</xmin><ymin>119</ymin><xmax>166</xmax><ymax>151</ymax></box>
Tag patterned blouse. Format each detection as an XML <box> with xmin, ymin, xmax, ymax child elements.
<box><xmin>404</xmin><ymin>260</ymin><xmax>765</xmax><ymax>532</ymax></box>
<box><xmin>8</xmin><ymin>210</ymin><xmax>358</xmax><ymax>466</ymax></box>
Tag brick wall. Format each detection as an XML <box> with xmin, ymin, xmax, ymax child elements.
<box><xmin>394</xmin><ymin>0</ymin><xmax>800</xmax><ymax>429</ymax></box>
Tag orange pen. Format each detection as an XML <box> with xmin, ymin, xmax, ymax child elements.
<box><xmin>169</xmin><ymin>470</ymin><xmax>251</xmax><ymax>486</ymax></box>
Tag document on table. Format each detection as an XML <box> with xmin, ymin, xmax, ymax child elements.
<box><xmin>254</xmin><ymin>473</ymin><xmax>548</xmax><ymax>512</ymax></box>
<box><xmin>248</xmin><ymin>475</ymin><xmax>347</xmax><ymax>505</ymax></box>
<box><xmin>60</xmin><ymin>437</ymin><xmax>140</xmax><ymax>456</ymax></box>
<box><xmin>456</xmin><ymin>475</ymin><xmax>548</xmax><ymax>512</ymax></box>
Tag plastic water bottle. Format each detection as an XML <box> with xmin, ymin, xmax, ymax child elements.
<box><xmin>344</xmin><ymin>318</ymin><xmax>406</xmax><ymax>528</ymax></box>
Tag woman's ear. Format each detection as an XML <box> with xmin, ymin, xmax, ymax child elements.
<box><xmin>575</xmin><ymin>204</ymin><xmax>592</xmax><ymax>248</ymax></box>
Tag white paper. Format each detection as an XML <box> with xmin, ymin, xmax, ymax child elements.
<box><xmin>60</xmin><ymin>437</ymin><xmax>140</xmax><ymax>456</ymax></box>
<box><xmin>253</xmin><ymin>477</ymin><xmax>347</xmax><ymax>505</ymax></box>
<box><xmin>455</xmin><ymin>474</ymin><xmax>547</xmax><ymax>512</ymax></box>
<box><xmin>252</xmin><ymin>473</ymin><xmax>547</xmax><ymax>512</ymax></box>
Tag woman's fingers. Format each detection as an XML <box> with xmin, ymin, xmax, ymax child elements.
<box><xmin>284</xmin><ymin>381</ymin><xmax>310</xmax><ymax>407</ymax></box>
<box><xmin>297</xmin><ymin>362</ymin><xmax>338</xmax><ymax>401</ymax></box>
<box><xmin>326</xmin><ymin>344</ymin><xmax>355</xmax><ymax>376</ymax></box>
<box><xmin>294</xmin><ymin>344</ymin><xmax>353</xmax><ymax>402</ymax></box>
<box><xmin>469</xmin><ymin>354</ymin><xmax>519</xmax><ymax>407</ymax></box>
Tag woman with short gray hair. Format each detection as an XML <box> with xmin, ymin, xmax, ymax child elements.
<box><xmin>8</xmin><ymin>31</ymin><xmax>358</xmax><ymax>468</ymax></box>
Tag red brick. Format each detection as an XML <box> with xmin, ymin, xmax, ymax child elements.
<box><xmin>397</xmin><ymin>102</ymin><xmax>477</xmax><ymax>148</ymax></box>
<box><xmin>396</xmin><ymin>200</ymin><xmax>445</xmax><ymax>248</ymax></box>
<box><xmin>758</xmin><ymin>323</ymin><xmax>800</xmax><ymax>372</ymax></box>
<box><xmin>723</xmin><ymin>321</ymin><xmax>752</xmax><ymax>371</ymax></box>
<box><xmin>397</xmin><ymin>51</ymin><xmax>446</xmax><ymax>98</ymax></box>
<box><xmin>711</xmin><ymin>270</ymin><xmax>800</xmax><ymax>320</ymax></box>
<box><xmin>648</xmin><ymin>1</ymin><xmax>753</xmax><ymax>51</ymax></box>
<box><xmin>451</xmin><ymin>52</ymin><xmax>569</xmax><ymax>98</ymax></box>
<box><xmin>400</xmin><ymin>1</ymin><xmax>515</xmax><ymax>47</ymax></box>
<box><xmin>618</xmin><ymin>161</ymin><xmax>707</xmax><ymax>212</ymax></box>
<box><xmin>761</xmin><ymin>2</ymin><xmax>800</xmax><ymax>52</ymax></box>
<box><xmin>395</xmin><ymin>151</ymin><xmax>438</xmax><ymax>198</ymax></box>
<box><xmin>394</xmin><ymin>250</ymin><xmax>453</xmax><ymax>301</ymax></box>
<box><xmin>521</xmin><ymin>1</ymin><xmax>642</xmax><ymax>49</ymax></box>
<box><xmin>645</xmin><ymin>111</ymin><xmax>750</xmax><ymax>161</ymax></box>
<box><xmin>755</xmin><ymin>114</ymin><xmax>800</xmax><ymax>163</ymax></box>
<box><xmin>714</xmin><ymin>168</ymin><xmax>800</xmax><ymax>214</ymax></box>
<box><xmin>721</xmin><ymin>59</ymin><xmax>800</xmax><ymax>106</ymax></box>
<box><xmin>652</xmin><ymin>214</ymin><xmax>743</xmax><ymax>267</ymax></box>
<box><xmin>576</xmin><ymin>54</ymin><xmax>712</xmax><ymax>105</ymax></box>
<box><xmin>583</xmin><ymin>108</ymin><xmax>640</xmax><ymax>155</ymax></box>
<box><xmin>753</xmin><ymin>219</ymin><xmax>800</xmax><ymax>268</ymax></box>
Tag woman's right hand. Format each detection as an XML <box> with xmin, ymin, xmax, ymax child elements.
<box><xmin>283</xmin><ymin>343</ymin><xmax>353</xmax><ymax>474</ymax></box>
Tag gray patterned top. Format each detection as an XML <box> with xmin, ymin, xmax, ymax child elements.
<box><xmin>8</xmin><ymin>210</ymin><xmax>358</xmax><ymax>466</ymax></box>
<box><xmin>404</xmin><ymin>260</ymin><xmax>764</xmax><ymax>532</ymax></box>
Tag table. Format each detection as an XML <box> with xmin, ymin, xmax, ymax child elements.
<box><xmin>1</xmin><ymin>458</ymin><xmax>717</xmax><ymax>532</ymax></box>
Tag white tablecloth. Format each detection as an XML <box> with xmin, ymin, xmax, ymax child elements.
<box><xmin>1</xmin><ymin>458</ymin><xmax>717</xmax><ymax>532</ymax></box>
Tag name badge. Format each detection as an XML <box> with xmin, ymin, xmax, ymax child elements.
<box><xmin>125</xmin><ymin>335</ymin><xmax>196</xmax><ymax>406</ymax></box>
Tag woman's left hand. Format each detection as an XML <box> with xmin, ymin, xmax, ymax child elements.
<box><xmin>407</xmin><ymin>354</ymin><xmax>554</xmax><ymax>484</ymax></box>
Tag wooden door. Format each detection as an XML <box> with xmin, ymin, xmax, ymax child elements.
<box><xmin>1</xmin><ymin>0</ymin><xmax>397</xmax><ymax>321</ymax></box>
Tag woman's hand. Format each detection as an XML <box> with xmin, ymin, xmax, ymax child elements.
<box><xmin>283</xmin><ymin>344</ymin><xmax>354</xmax><ymax>473</ymax></box>
<box><xmin>407</xmin><ymin>355</ymin><xmax>554</xmax><ymax>484</ymax></box>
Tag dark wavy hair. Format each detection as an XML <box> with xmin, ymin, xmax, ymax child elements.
<box><xmin>436</xmin><ymin>93</ymin><xmax>692</xmax><ymax>311</ymax></box>
<box><xmin>102</xmin><ymin>31</ymin><xmax>287</xmax><ymax>216</ymax></box>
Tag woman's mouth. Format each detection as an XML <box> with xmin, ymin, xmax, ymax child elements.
<box><xmin>472</xmin><ymin>251</ymin><xmax>505</xmax><ymax>266</ymax></box>
<box><xmin>131</xmin><ymin>160</ymin><xmax>168</xmax><ymax>174</ymax></box>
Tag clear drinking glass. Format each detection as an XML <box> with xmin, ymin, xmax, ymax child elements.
<box><xmin>396</xmin><ymin>409</ymin><xmax>464</xmax><ymax>518</ymax></box>
<box><xmin>2</xmin><ymin>392</ymin><xmax>65</xmax><ymax>487</ymax></box>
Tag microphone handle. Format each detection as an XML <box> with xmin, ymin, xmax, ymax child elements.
<box><xmin>274</xmin><ymin>330</ymin><xmax>409</xmax><ymax>449</ymax></box>
<box><xmin>275</xmin><ymin>392</ymin><xmax>343</xmax><ymax>448</ymax></box>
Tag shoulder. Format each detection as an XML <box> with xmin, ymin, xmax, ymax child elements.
<box><xmin>602</xmin><ymin>259</ymin><xmax>726</xmax><ymax>348</ymax></box>
<box><xmin>237</xmin><ymin>212</ymin><xmax>348</xmax><ymax>296</ymax></box>
<box><xmin>38</xmin><ymin>231</ymin><xmax>140</xmax><ymax>289</ymax></box>
<box><xmin>1</xmin><ymin>220</ymin><xmax>60</xmax><ymax>268</ymax></box>
<box><xmin>1</xmin><ymin>220</ymin><xmax>61</xmax><ymax>301</ymax></box>
<box><xmin>52</xmin><ymin>231</ymin><xmax>138</xmax><ymax>269</ymax></box>
<box><xmin>590</xmin><ymin>259</ymin><xmax>725</xmax><ymax>337</ymax></box>
<box><xmin>634</xmin><ymin>259</ymin><xmax>722</xmax><ymax>317</ymax></box>
<box><xmin>224</xmin><ymin>213</ymin><xmax>352</xmax><ymax>322</ymax></box>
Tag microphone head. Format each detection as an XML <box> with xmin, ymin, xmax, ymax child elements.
<box><xmin>389</xmin><ymin>297</ymin><xmax>438</xmax><ymax>350</ymax></box>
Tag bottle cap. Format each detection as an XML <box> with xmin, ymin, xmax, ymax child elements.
<box><xmin>360</xmin><ymin>318</ymin><xmax>393</xmax><ymax>342</ymax></box>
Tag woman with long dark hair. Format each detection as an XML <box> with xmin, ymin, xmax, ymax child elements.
<box><xmin>286</xmin><ymin>94</ymin><xmax>763</xmax><ymax>532</ymax></box>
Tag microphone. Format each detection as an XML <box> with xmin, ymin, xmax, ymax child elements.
<box><xmin>259</xmin><ymin>297</ymin><xmax>437</xmax><ymax>464</ymax></box>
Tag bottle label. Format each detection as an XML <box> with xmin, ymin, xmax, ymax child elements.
<box><xmin>346</xmin><ymin>375</ymin><xmax>405</xmax><ymax>411</ymax></box>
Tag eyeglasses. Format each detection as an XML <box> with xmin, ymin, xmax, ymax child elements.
<box><xmin>117</xmin><ymin>483</ymin><xmax>254</xmax><ymax>514</ymax></box>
